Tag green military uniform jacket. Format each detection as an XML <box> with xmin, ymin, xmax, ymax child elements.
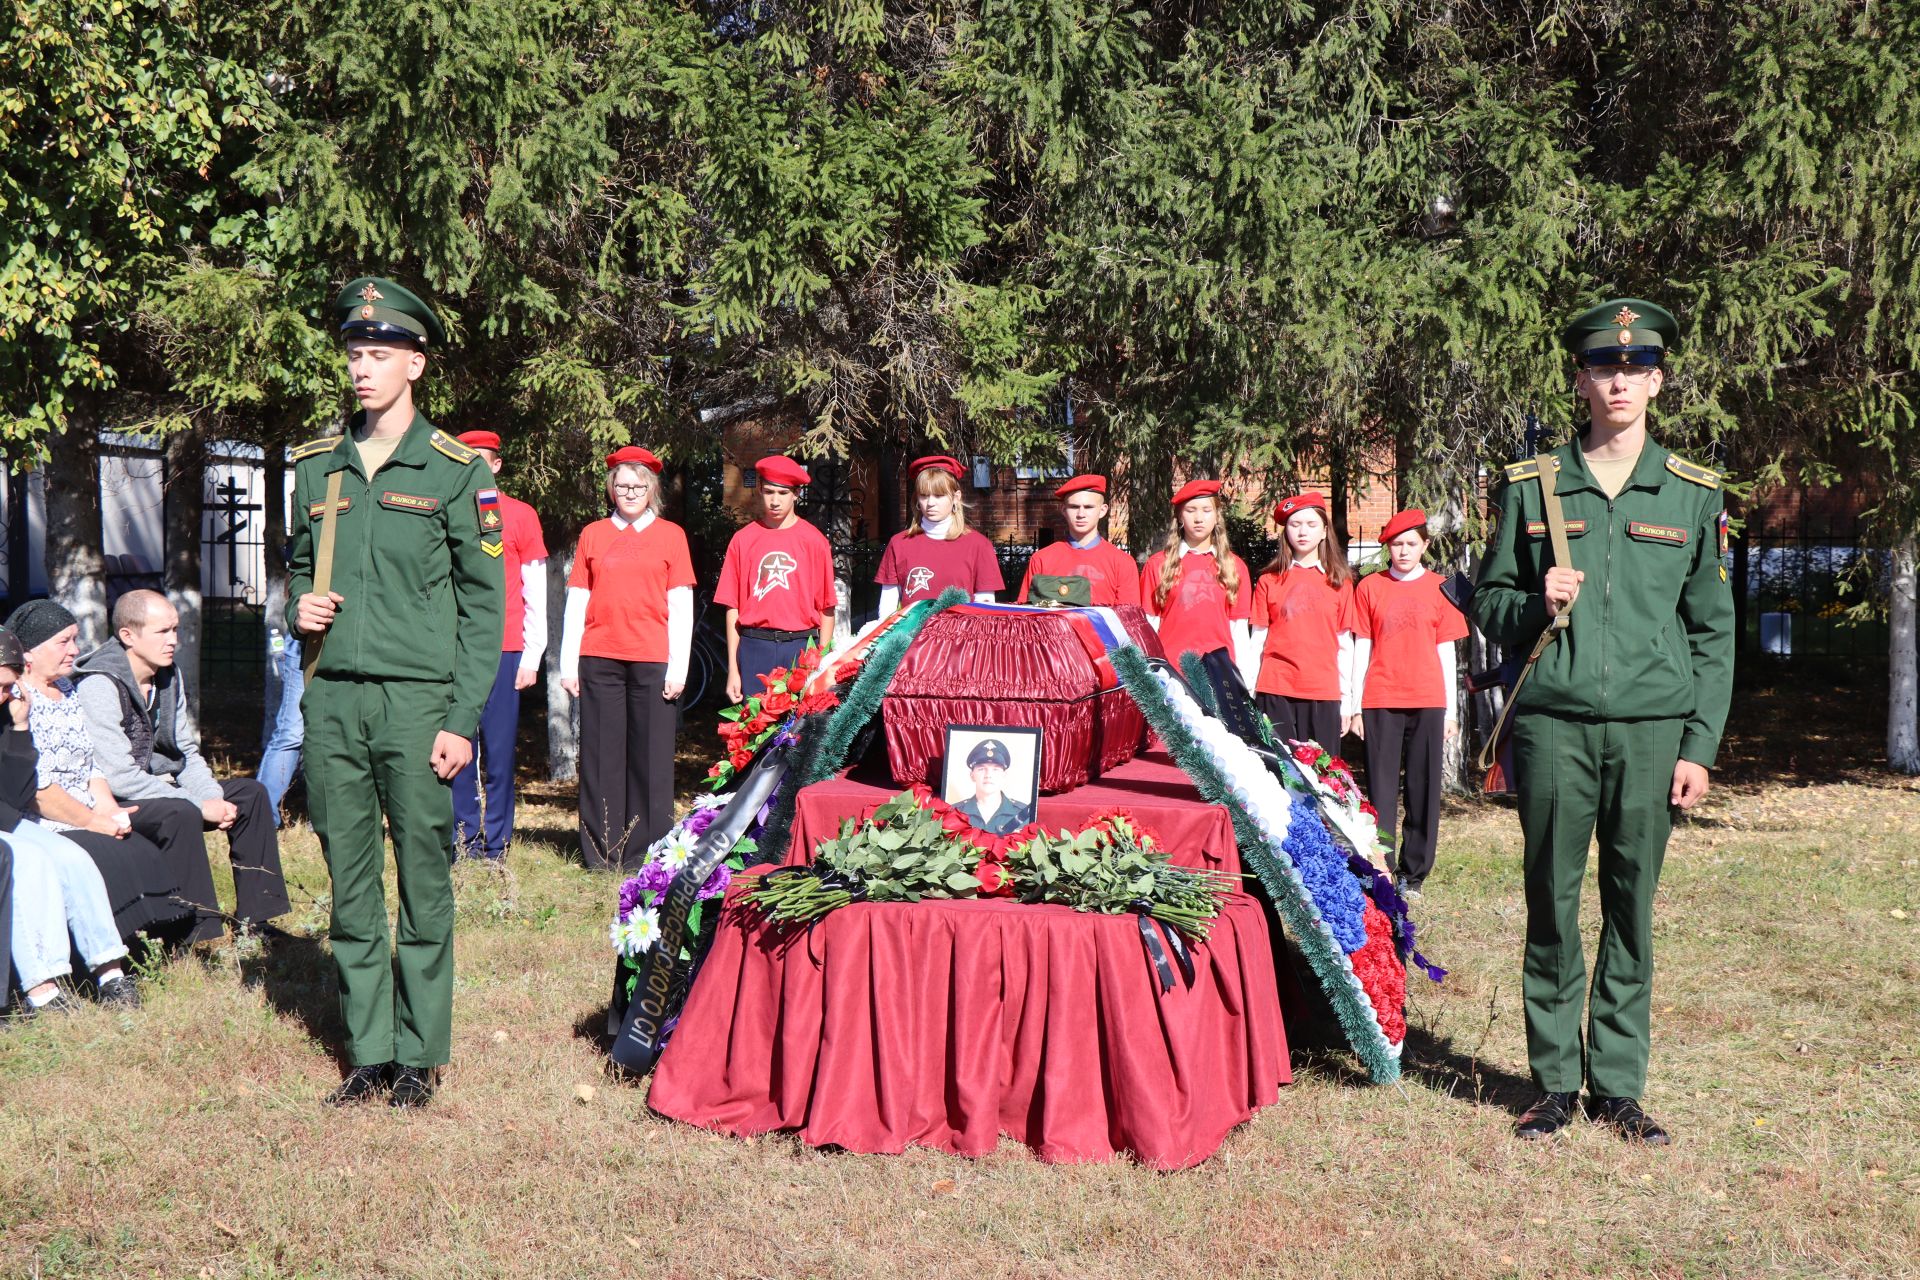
<box><xmin>1472</xmin><ymin>439</ymin><xmax>1735</xmax><ymax>768</ymax></box>
<box><xmin>286</xmin><ymin>412</ymin><xmax>506</xmax><ymax>740</ymax></box>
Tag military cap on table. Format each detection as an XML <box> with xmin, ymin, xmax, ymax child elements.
<box><xmin>1562</xmin><ymin>298</ymin><xmax>1678</xmax><ymax>367</ymax></box>
<box><xmin>1054</xmin><ymin>474</ymin><xmax>1108</xmax><ymax>499</ymax></box>
<box><xmin>1170</xmin><ymin>479</ymin><xmax>1223</xmax><ymax>507</ymax></box>
<box><xmin>754</xmin><ymin>456</ymin><xmax>811</xmax><ymax>487</ymax></box>
<box><xmin>333</xmin><ymin>277</ymin><xmax>447</xmax><ymax>347</ymax></box>
<box><xmin>1272</xmin><ymin>492</ymin><xmax>1327</xmax><ymax>523</ymax></box>
<box><xmin>606</xmin><ymin>445</ymin><xmax>664</xmax><ymax>472</ymax></box>
<box><xmin>1380</xmin><ymin>509</ymin><xmax>1429</xmax><ymax>544</ymax></box>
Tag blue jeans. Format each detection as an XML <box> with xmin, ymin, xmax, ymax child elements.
<box><xmin>258</xmin><ymin>634</ymin><xmax>305</xmax><ymax>825</ymax></box>
<box><xmin>451</xmin><ymin>651</ymin><xmax>521</xmax><ymax>860</ymax></box>
<box><xmin>6</xmin><ymin>823</ymin><xmax>128</xmax><ymax>992</ymax></box>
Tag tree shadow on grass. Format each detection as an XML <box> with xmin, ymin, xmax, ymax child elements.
<box><xmin>239</xmin><ymin>933</ymin><xmax>352</xmax><ymax>1071</ymax></box>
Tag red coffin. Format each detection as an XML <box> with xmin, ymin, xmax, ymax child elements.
<box><xmin>882</xmin><ymin>605</ymin><xmax>1162</xmax><ymax>794</ymax></box>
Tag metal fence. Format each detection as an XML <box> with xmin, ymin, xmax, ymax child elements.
<box><xmin>1733</xmin><ymin>491</ymin><xmax>1887</xmax><ymax>662</ymax></box>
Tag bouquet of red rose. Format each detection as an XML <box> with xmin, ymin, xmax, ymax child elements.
<box><xmin>707</xmin><ymin>642</ymin><xmax>842</xmax><ymax>791</ymax></box>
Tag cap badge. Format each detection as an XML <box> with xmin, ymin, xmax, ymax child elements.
<box><xmin>358</xmin><ymin>282</ymin><xmax>385</xmax><ymax>304</ymax></box>
<box><xmin>1057</xmin><ymin>583</ymin><xmax>1070</xmax><ymax>597</ymax></box>
<box><xmin>1613</xmin><ymin>305</ymin><xmax>1639</xmax><ymax>345</ymax></box>
<box><xmin>360</xmin><ymin>305</ymin><xmax>375</xmax><ymax>319</ymax></box>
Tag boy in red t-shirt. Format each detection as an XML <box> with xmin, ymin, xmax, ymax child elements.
<box><xmin>1016</xmin><ymin>474</ymin><xmax>1142</xmax><ymax>607</ymax></box>
<box><xmin>1351</xmin><ymin>509</ymin><xmax>1469</xmax><ymax>896</ymax></box>
<box><xmin>449</xmin><ymin>430</ymin><xmax>548</xmax><ymax>861</ymax></box>
<box><xmin>714</xmin><ymin>456</ymin><xmax>838</xmax><ymax>703</ymax></box>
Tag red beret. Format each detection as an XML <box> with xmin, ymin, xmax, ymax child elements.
<box><xmin>456</xmin><ymin>430</ymin><xmax>502</xmax><ymax>452</ymax></box>
<box><xmin>1272</xmin><ymin>492</ymin><xmax>1328</xmax><ymax>524</ymax></box>
<box><xmin>605</xmin><ymin>445</ymin><xmax>663</xmax><ymax>473</ymax></box>
<box><xmin>1054</xmin><ymin>474</ymin><xmax>1108</xmax><ymax>499</ymax></box>
<box><xmin>1170</xmin><ymin>479</ymin><xmax>1223</xmax><ymax>508</ymax></box>
<box><xmin>909</xmin><ymin>455</ymin><xmax>964</xmax><ymax>480</ymax></box>
<box><xmin>1380</xmin><ymin>509</ymin><xmax>1429</xmax><ymax>543</ymax></box>
<box><xmin>754</xmin><ymin>455</ymin><xmax>811</xmax><ymax>487</ymax></box>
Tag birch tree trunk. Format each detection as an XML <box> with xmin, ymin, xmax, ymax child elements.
<box><xmin>546</xmin><ymin>544</ymin><xmax>578</xmax><ymax>782</ymax></box>
<box><xmin>1888</xmin><ymin>532</ymin><xmax>1919</xmax><ymax>773</ymax></box>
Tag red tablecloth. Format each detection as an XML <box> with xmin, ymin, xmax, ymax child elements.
<box><xmin>648</xmin><ymin>889</ymin><xmax>1289</xmax><ymax>1168</ymax></box>
<box><xmin>788</xmin><ymin>751</ymin><xmax>1242</xmax><ymax>876</ymax></box>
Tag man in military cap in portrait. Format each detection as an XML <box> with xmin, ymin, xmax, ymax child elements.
<box><xmin>1473</xmin><ymin>298</ymin><xmax>1734</xmax><ymax>1144</ymax></box>
<box><xmin>953</xmin><ymin>738</ymin><xmax>1036</xmax><ymax>835</ymax></box>
<box><xmin>288</xmin><ymin>277</ymin><xmax>505</xmax><ymax>1108</ymax></box>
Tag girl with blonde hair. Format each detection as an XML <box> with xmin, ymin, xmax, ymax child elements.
<box><xmin>874</xmin><ymin>455</ymin><xmax>1004</xmax><ymax>614</ymax></box>
<box><xmin>1138</xmin><ymin>480</ymin><xmax>1253</xmax><ymax>668</ymax></box>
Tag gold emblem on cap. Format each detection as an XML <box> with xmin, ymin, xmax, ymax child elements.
<box><xmin>1057</xmin><ymin>583</ymin><xmax>1070</xmax><ymax>597</ymax></box>
<box><xmin>359</xmin><ymin>282</ymin><xmax>385</xmax><ymax>304</ymax></box>
<box><xmin>360</xmin><ymin>305</ymin><xmax>375</xmax><ymax>319</ymax></box>
<box><xmin>1613</xmin><ymin>305</ymin><xmax>1639</xmax><ymax>345</ymax></box>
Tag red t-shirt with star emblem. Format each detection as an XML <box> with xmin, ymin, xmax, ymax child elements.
<box><xmin>874</xmin><ymin>529</ymin><xmax>1004</xmax><ymax>604</ymax></box>
<box><xmin>568</xmin><ymin>516</ymin><xmax>696</xmax><ymax>662</ymax></box>
<box><xmin>1249</xmin><ymin>566</ymin><xmax>1353</xmax><ymax>699</ymax></box>
<box><xmin>494</xmin><ymin>491</ymin><xmax>548</xmax><ymax>652</ymax></box>
<box><xmin>1015</xmin><ymin>538</ymin><xmax>1142</xmax><ymax>606</ymax></box>
<box><xmin>1351</xmin><ymin>569</ymin><xmax>1468</xmax><ymax>708</ymax></box>
<box><xmin>714</xmin><ymin>518</ymin><xmax>838</xmax><ymax>630</ymax></box>
<box><xmin>1139</xmin><ymin>548</ymin><xmax>1252</xmax><ymax>662</ymax></box>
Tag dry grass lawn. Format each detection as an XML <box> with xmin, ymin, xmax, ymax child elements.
<box><xmin>3</xmin><ymin>723</ymin><xmax>1917</xmax><ymax>1278</ymax></box>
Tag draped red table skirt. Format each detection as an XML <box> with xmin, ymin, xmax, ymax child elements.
<box><xmin>648</xmin><ymin>889</ymin><xmax>1289</xmax><ymax>1168</ymax></box>
<box><xmin>788</xmin><ymin>751</ymin><xmax>1243</xmax><ymax>876</ymax></box>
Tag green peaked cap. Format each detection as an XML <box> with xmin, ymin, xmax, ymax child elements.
<box><xmin>1561</xmin><ymin>297</ymin><xmax>1677</xmax><ymax>365</ymax></box>
<box><xmin>333</xmin><ymin>276</ymin><xmax>448</xmax><ymax>347</ymax></box>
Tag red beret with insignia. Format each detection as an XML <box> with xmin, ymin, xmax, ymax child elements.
<box><xmin>605</xmin><ymin>445</ymin><xmax>663</xmax><ymax>473</ymax></box>
<box><xmin>1272</xmin><ymin>492</ymin><xmax>1327</xmax><ymax>524</ymax></box>
<box><xmin>457</xmin><ymin>430</ymin><xmax>502</xmax><ymax>452</ymax></box>
<box><xmin>909</xmin><ymin>455</ymin><xmax>965</xmax><ymax>480</ymax></box>
<box><xmin>1380</xmin><ymin>508</ymin><xmax>1429</xmax><ymax>543</ymax></box>
<box><xmin>1054</xmin><ymin>474</ymin><xmax>1108</xmax><ymax>499</ymax></box>
<box><xmin>754</xmin><ymin>455</ymin><xmax>811</xmax><ymax>487</ymax></box>
<box><xmin>1171</xmin><ymin>479</ymin><xmax>1223</xmax><ymax>507</ymax></box>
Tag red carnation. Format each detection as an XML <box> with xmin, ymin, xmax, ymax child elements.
<box><xmin>797</xmin><ymin>690</ymin><xmax>840</xmax><ymax>716</ymax></box>
<box><xmin>1359</xmin><ymin>799</ymin><xmax>1379</xmax><ymax>820</ymax></box>
<box><xmin>1292</xmin><ymin>744</ymin><xmax>1321</xmax><ymax>766</ymax></box>
<box><xmin>762</xmin><ymin>689</ymin><xmax>795</xmax><ymax>716</ymax></box>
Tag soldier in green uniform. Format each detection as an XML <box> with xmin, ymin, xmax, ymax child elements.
<box><xmin>1473</xmin><ymin>299</ymin><xmax>1734</xmax><ymax>1144</ymax></box>
<box><xmin>289</xmin><ymin>278</ymin><xmax>505</xmax><ymax>1108</ymax></box>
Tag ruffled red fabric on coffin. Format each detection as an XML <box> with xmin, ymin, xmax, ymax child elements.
<box><xmin>882</xmin><ymin>606</ymin><xmax>1162</xmax><ymax>793</ymax></box>
<box><xmin>647</xmin><ymin>889</ymin><xmax>1289</xmax><ymax>1169</ymax></box>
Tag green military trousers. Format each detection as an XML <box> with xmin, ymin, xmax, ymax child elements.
<box><xmin>1511</xmin><ymin>713</ymin><xmax>1685</xmax><ymax>1099</ymax></box>
<box><xmin>305</xmin><ymin>676</ymin><xmax>457</xmax><ymax>1069</ymax></box>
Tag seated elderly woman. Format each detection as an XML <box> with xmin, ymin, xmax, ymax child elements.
<box><xmin>0</xmin><ymin>627</ymin><xmax>141</xmax><ymax>1012</ymax></box>
<box><xmin>3</xmin><ymin>601</ymin><xmax>198</xmax><ymax>945</ymax></box>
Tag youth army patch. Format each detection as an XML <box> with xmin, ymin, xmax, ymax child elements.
<box><xmin>476</xmin><ymin>488</ymin><xmax>505</xmax><ymax>556</ymax></box>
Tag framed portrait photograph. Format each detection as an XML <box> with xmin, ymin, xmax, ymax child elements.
<box><xmin>941</xmin><ymin>725</ymin><xmax>1043</xmax><ymax>836</ymax></box>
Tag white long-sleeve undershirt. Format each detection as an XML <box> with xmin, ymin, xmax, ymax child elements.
<box><xmin>1349</xmin><ymin>638</ymin><xmax>1459</xmax><ymax>722</ymax></box>
<box><xmin>517</xmin><ymin>559</ymin><xmax>548</xmax><ymax>670</ymax></box>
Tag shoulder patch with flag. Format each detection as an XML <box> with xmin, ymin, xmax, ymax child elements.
<box><xmin>476</xmin><ymin>488</ymin><xmax>503</xmax><ymax>532</ymax></box>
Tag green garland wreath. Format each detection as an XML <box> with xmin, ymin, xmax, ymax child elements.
<box><xmin>1111</xmin><ymin>644</ymin><xmax>1402</xmax><ymax>1083</ymax></box>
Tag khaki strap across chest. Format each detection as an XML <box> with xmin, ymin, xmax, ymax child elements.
<box><xmin>302</xmin><ymin>468</ymin><xmax>346</xmax><ymax>682</ymax></box>
<box><xmin>1477</xmin><ymin>462</ymin><xmax>1574</xmax><ymax>774</ymax></box>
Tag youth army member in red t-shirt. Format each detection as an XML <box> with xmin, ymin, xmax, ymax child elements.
<box><xmin>449</xmin><ymin>430</ymin><xmax>548</xmax><ymax>862</ymax></box>
<box><xmin>1015</xmin><ymin>474</ymin><xmax>1142</xmax><ymax>607</ymax></box>
<box><xmin>560</xmin><ymin>446</ymin><xmax>696</xmax><ymax>869</ymax></box>
<box><xmin>1139</xmin><ymin>480</ymin><xmax>1254</xmax><ymax>669</ymax></box>
<box><xmin>1350</xmin><ymin>509</ymin><xmax>1468</xmax><ymax>897</ymax></box>
<box><xmin>874</xmin><ymin>455</ymin><xmax>1004</xmax><ymax>612</ymax></box>
<box><xmin>715</xmin><ymin>456</ymin><xmax>837</xmax><ymax>702</ymax></box>
<box><xmin>1245</xmin><ymin>492</ymin><xmax>1356</xmax><ymax>752</ymax></box>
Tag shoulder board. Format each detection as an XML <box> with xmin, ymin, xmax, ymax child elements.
<box><xmin>1501</xmin><ymin>457</ymin><xmax>1561</xmax><ymax>483</ymax></box>
<box><xmin>1665</xmin><ymin>454</ymin><xmax>1720</xmax><ymax>489</ymax></box>
<box><xmin>430</xmin><ymin>431</ymin><xmax>478</xmax><ymax>464</ymax></box>
<box><xmin>289</xmin><ymin>435</ymin><xmax>339</xmax><ymax>463</ymax></box>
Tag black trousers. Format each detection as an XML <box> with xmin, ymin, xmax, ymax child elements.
<box><xmin>736</xmin><ymin>633</ymin><xmax>810</xmax><ymax>703</ymax></box>
<box><xmin>1361</xmin><ymin>707</ymin><xmax>1446</xmax><ymax>886</ymax></box>
<box><xmin>578</xmin><ymin>656</ymin><xmax>679</xmax><ymax>871</ymax></box>
<box><xmin>130</xmin><ymin>781</ymin><xmax>291</xmax><ymax>943</ymax></box>
<box><xmin>1257</xmin><ymin>694</ymin><xmax>1343</xmax><ymax>753</ymax></box>
<box><xmin>0</xmin><ymin>839</ymin><xmax>12</xmax><ymax>997</ymax></box>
